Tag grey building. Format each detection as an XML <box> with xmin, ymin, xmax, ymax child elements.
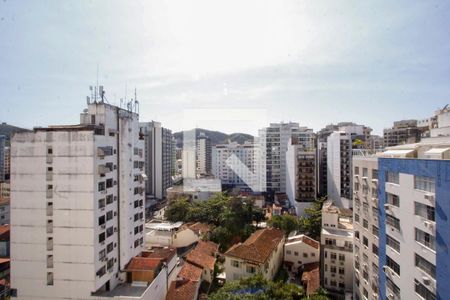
<box><xmin>140</xmin><ymin>121</ymin><xmax>173</xmax><ymax>199</ymax></box>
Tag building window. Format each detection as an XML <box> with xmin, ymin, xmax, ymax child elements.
<box><xmin>99</xmin><ymin>232</ymin><xmax>105</xmax><ymax>243</ymax></box>
<box><xmin>98</xmin><ymin>215</ymin><xmax>105</xmax><ymax>226</ymax></box>
<box><xmin>363</xmin><ymin>168</ymin><xmax>368</xmax><ymax>177</ymax></box>
<box><xmin>231</xmin><ymin>260</ymin><xmax>239</xmax><ymax>268</ymax></box>
<box><xmin>99</xmin><ymin>249</ymin><xmax>106</xmax><ymax>261</ymax></box>
<box><xmin>363</xmin><ymin>219</ymin><xmax>368</xmax><ymax>229</ymax></box>
<box><xmin>372</xmin><ymin>169</ymin><xmax>378</xmax><ymax>179</ymax></box>
<box><xmin>363</xmin><ymin>236</ymin><xmax>368</xmax><ymax>247</ymax></box>
<box><xmin>414</xmin><ymin>176</ymin><xmax>435</xmax><ymax>193</ymax></box>
<box><xmin>355</xmin><ymin>167</ymin><xmax>359</xmax><ymax>175</ymax></box>
<box><xmin>386</xmin><ymin>213</ymin><xmax>400</xmax><ymax>230</ymax></box>
<box><xmin>106</xmin><ymin>226</ymin><xmax>114</xmax><ymax>237</ymax></box>
<box><xmin>339</xmin><ymin>254</ymin><xmax>345</xmax><ymax>261</ymax></box>
<box><xmin>386</xmin><ymin>255</ymin><xmax>400</xmax><ymax>276</ymax></box>
<box><xmin>286</xmin><ymin>250</ymin><xmax>292</xmax><ymax>255</ymax></box>
<box><xmin>98</xmin><ymin>198</ymin><xmax>105</xmax><ymax>209</ymax></box>
<box><xmin>106</xmin><ymin>179</ymin><xmax>113</xmax><ymax>188</ymax></box>
<box><xmin>386</xmin><ymin>277</ymin><xmax>400</xmax><ymax>297</ymax></box>
<box><xmin>415</xmin><ymin>254</ymin><xmax>436</xmax><ymax>279</ymax></box>
<box><xmin>47</xmin><ymin>272</ymin><xmax>54</xmax><ymax>286</ymax></box>
<box><xmin>387</xmin><ymin>235</ymin><xmax>400</xmax><ymax>252</ymax></box>
<box><xmin>415</xmin><ymin>228</ymin><xmax>435</xmax><ymax>251</ymax></box>
<box><xmin>372</xmin><ymin>244</ymin><xmax>379</xmax><ymax>256</ymax></box>
<box><xmin>414</xmin><ymin>279</ymin><xmax>436</xmax><ymax>300</ymax></box>
<box><xmin>387</xmin><ymin>193</ymin><xmax>400</xmax><ymax>207</ymax></box>
<box><xmin>415</xmin><ymin>202</ymin><xmax>435</xmax><ymax>221</ymax></box>
<box><xmin>330</xmin><ymin>253</ymin><xmax>337</xmax><ymax>260</ymax></box>
<box><xmin>303</xmin><ymin>253</ymin><xmax>308</xmax><ymax>258</ymax></box>
<box><xmin>107</xmin><ymin>242</ymin><xmax>114</xmax><ymax>253</ymax></box>
<box><xmin>355</xmin><ymin>231</ymin><xmax>360</xmax><ymax>240</ymax></box>
<box><xmin>355</xmin><ymin>213</ymin><xmax>360</xmax><ymax>223</ymax></box>
<box><xmin>339</xmin><ymin>267</ymin><xmax>345</xmax><ymax>275</ymax></box>
<box><xmin>246</xmin><ymin>266</ymin><xmax>256</xmax><ymax>274</ymax></box>
<box><xmin>106</xmin><ymin>210</ymin><xmax>113</xmax><ymax>221</ymax></box>
<box><xmin>372</xmin><ymin>225</ymin><xmax>379</xmax><ymax>237</ymax></box>
<box><xmin>386</xmin><ymin>171</ymin><xmax>399</xmax><ymax>184</ymax></box>
<box><xmin>294</xmin><ymin>251</ymin><xmax>299</xmax><ymax>256</ymax></box>
<box><xmin>97</xmin><ymin>266</ymin><xmax>106</xmax><ymax>277</ymax></box>
<box><xmin>106</xmin><ymin>194</ymin><xmax>113</xmax><ymax>204</ymax></box>
<box><xmin>330</xmin><ymin>266</ymin><xmax>337</xmax><ymax>273</ymax></box>
<box><xmin>98</xmin><ymin>182</ymin><xmax>105</xmax><ymax>191</ymax></box>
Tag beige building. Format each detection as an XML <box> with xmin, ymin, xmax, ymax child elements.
<box><xmin>321</xmin><ymin>201</ymin><xmax>354</xmax><ymax>297</ymax></box>
<box><xmin>284</xmin><ymin>234</ymin><xmax>320</xmax><ymax>273</ymax></box>
<box><xmin>224</xmin><ymin>228</ymin><xmax>284</xmax><ymax>281</ymax></box>
<box><xmin>352</xmin><ymin>151</ymin><xmax>380</xmax><ymax>300</ymax></box>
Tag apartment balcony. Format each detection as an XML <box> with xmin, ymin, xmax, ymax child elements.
<box><xmin>46</xmin><ymin>155</ymin><xmax>53</xmax><ymax>164</ymax></box>
<box><xmin>46</xmin><ymin>190</ymin><xmax>53</xmax><ymax>199</ymax></box>
<box><xmin>46</xmin><ymin>172</ymin><xmax>53</xmax><ymax>181</ymax></box>
<box><xmin>47</xmin><ymin>256</ymin><xmax>54</xmax><ymax>268</ymax></box>
<box><xmin>98</xmin><ymin>164</ymin><xmax>113</xmax><ymax>176</ymax></box>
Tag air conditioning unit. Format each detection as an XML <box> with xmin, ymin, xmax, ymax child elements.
<box><xmin>424</xmin><ymin>220</ymin><xmax>435</xmax><ymax>231</ymax></box>
<box><xmin>422</xmin><ymin>276</ymin><xmax>431</xmax><ymax>286</ymax></box>
<box><xmin>384</xmin><ymin>204</ymin><xmax>390</xmax><ymax>210</ymax></box>
<box><xmin>388</xmin><ymin>293</ymin><xmax>395</xmax><ymax>300</ymax></box>
<box><xmin>372</xmin><ymin>178</ymin><xmax>378</xmax><ymax>184</ymax></box>
<box><xmin>424</xmin><ymin>193</ymin><xmax>435</xmax><ymax>202</ymax></box>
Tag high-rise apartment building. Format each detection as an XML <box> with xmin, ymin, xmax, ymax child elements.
<box><xmin>286</xmin><ymin>136</ymin><xmax>317</xmax><ymax>216</ymax></box>
<box><xmin>140</xmin><ymin>121</ymin><xmax>173</xmax><ymax>199</ymax></box>
<box><xmin>353</xmin><ymin>151</ymin><xmax>380</xmax><ymax>300</ymax></box>
<box><xmin>10</xmin><ymin>100</ymin><xmax>146</xmax><ymax>299</ymax></box>
<box><xmin>196</xmin><ymin>133</ymin><xmax>212</xmax><ymax>176</ymax></box>
<box><xmin>383</xmin><ymin>120</ymin><xmax>422</xmax><ymax>147</ymax></box>
<box><xmin>321</xmin><ymin>201</ymin><xmax>354</xmax><ymax>298</ymax></box>
<box><xmin>327</xmin><ymin>125</ymin><xmax>368</xmax><ymax>208</ymax></box>
<box><xmin>376</xmin><ymin>140</ymin><xmax>450</xmax><ymax>300</ymax></box>
<box><xmin>212</xmin><ymin>141</ymin><xmax>256</xmax><ymax>189</ymax></box>
<box><xmin>259</xmin><ymin>123</ymin><xmax>313</xmax><ymax>194</ymax></box>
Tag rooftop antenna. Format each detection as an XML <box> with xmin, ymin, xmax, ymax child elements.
<box><xmin>134</xmin><ymin>88</ymin><xmax>139</xmax><ymax>114</ymax></box>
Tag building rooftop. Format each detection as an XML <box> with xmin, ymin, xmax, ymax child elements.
<box><xmin>286</xmin><ymin>235</ymin><xmax>319</xmax><ymax>250</ymax></box>
<box><xmin>178</xmin><ymin>262</ymin><xmax>203</xmax><ymax>281</ymax></box>
<box><xmin>194</xmin><ymin>240</ymin><xmax>219</xmax><ymax>256</ymax></box>
<box><xmin>125</xmin><ymin>257</ymin><xmax>162</xmax><ymax>272</ymax></box>
<box><xmin>187</xmin><ymin>223</ymin><xmax>212</xmax><ymax>236</ymax></box>
<box><xmin>301</xmin><ymin>262</ymin><xmax>320</xmax><ymax>297</ymax></box>
<box><xmin>166</xmin><ymin>279</ymin><xmax>200</xmax><ymax>300</ymax></box>
<box><xmin>186</xmin><ymin>248</ymin><xmax>216</xmax><ymax>271</ymax></box>
<box><xmin>224</xmin><ymin>228</ymin><xmax>284</xmax><ymax>265</ymax></box>
<box><xmin>141</xmin><ymin>247</ymin><xmax>176</xmax><ymax>263</ymax></box>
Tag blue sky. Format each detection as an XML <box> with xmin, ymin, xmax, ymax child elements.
<box><xmin>1</xmin><ymin>0</ymin><xmax>449</xmax><ymax>135</ymax></box>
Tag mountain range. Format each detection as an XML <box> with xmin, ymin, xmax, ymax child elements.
<box><xmin>173</xmin><ymin>128</ymin><xmax>254</xmax><ymax>149</ymax></box>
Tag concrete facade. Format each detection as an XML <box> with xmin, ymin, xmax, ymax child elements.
<box><xmin>10</xmin><ymin>102</ymin><xmax>145</xmax><ymax>299</ymax></box>
<box><xmin>140</xmin><ymin>121</ymin><xmax>173</xmax><ymax>200</ymax></box>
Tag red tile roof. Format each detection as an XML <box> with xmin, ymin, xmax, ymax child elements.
<box><xmin>0</xmin><ymin>225</ymin><xmax>9</xmax><ymax>242</ymax></box>
<box><xmin>301</xmin><ymin>236</ymin><xmax>319</xmax><ymax>250</ymax></box>
<box><xmin>301</xmin><ymin>262</ymin><xmax>320</xmax><ymax>296</ymax></box>
<box><xmin>194</xmin><ymin>240</ymin><xmax>219</xmax><ymax>256</ymax></box>
<box><xmin>142</xmin><ymin>248</ymin><xmax>176</xmax><ymax>262</ymax></box>
<box><xmin>178</xmin><ymin>262</ymin><xmax>203</xmax><ymax>281</ymax></box>
<box><xmin>224</xmin><ymin>228</ymin><xmax>284</xmax><ymax>264</ymax></box>
<box><xmin>126</xmin><ymin>257</ymin><xmax>161</xmax><ymax>272</ymax></box>
<box><xmin>189</xmin><ymin>222</ymin><xmax>211</xmax><ymax>235</ymax></box>
<box><xmin>186</xmin><ymin>249</ymin><xmax>215</xmax><ymax>271</ymax></box>
<box><xmin>166</xmin><ymin>279</ymin><xmax>200</xmax><ymax>300</ymax></box>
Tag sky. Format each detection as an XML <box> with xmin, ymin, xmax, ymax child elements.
<box><xmin>1</xmin><ymin>0</ymin><xmax>450</xmax><ymax>136</ymax></box>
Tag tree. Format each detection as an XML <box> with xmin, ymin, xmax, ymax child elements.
<box><xmin>164</xmin><ymin>197</ymin><xmax>190</xmax><ymax>222</ymax></box>
<box><xmin>268</xmin><ymin>214</ymin><xmax>299</xmax><ymax>236</ymax></box>
<box><xmin>298</xmin><ymin>197</ymin><xmax>327</xmax><ymax>240</ymax></box>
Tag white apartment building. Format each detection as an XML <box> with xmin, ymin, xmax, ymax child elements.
<box><xmin>212</xmin><ymin>142</ymin><xmax>256</xmax><ymax>189</ymax></box>
<box><xmin>196</xmin><ymin>133</ymin><xmax>212</xmax><ymax>176</ymax></box>
<box><xmin>139</xmin><ymin>121</ymin><xmax>172</xmax><ymax>200</ymax></box>
<box><xmin>10</xmin><ymin>100</ymin><xmax>146</xmax><ymax>299</ymax></box>
<box><xmin>224</xmin><ymin>228</ymin><xmax>284</xmax><ymax>281</ymax></box>
<box><xmin>284</xmin><ymin>234</ymin><xmax>320</xmax><ymax>272</ymax></box>
<box><xmin>0</xmin><ymin>136</ymin><xmax>5</xmax><ymax>182</ymax></box>
<box><xmin>258</xmin><ymin>123</ymin><xmax>314</xmax><ymax>194</ymax></box>
<box><xmin>321</xmin><ymin>201</ymin><xmax>354</xmax><ymax>297</ymax></box>
<box><xmin>352</xmin><ymin>152</ymin><xmax>380</xmax><ymax>300</ymax></box>
<box><xmin>375</xmin><ymin>139</ymin><xmax>450</xmax><ymax>300</ymax></box>
<box><xmin>286</xmin><ymin>137</ymin><xmax>317</xmax><ymax>216</ymax></box>
<box><xmin>327</xmin><ymin>125</ymin><xmax>366</xmax><ymax>208</ymax></box>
